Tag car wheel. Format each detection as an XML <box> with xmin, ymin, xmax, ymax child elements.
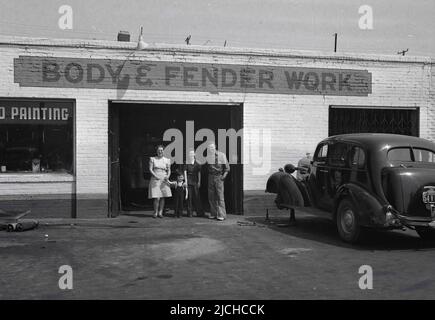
<box><xmin>337</xmin><ymin>198</ymin><xmax>362</xmax><ymax>244</ymax></box>
<box><xmin>416</xmin><ymin>227</ymin><xmax>435</xmax><ymax>242</ymax></box>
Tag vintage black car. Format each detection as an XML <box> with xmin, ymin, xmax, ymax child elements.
<box><xmin>266</xmin><ymin>133</ymin><xmax>435</xmax><ymax>243</ymax></box>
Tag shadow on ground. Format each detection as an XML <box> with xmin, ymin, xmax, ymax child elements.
<box><xmin>244</xmin><ymin>214</ymin><xmax>435</xmax><ymax>252</ymax></box>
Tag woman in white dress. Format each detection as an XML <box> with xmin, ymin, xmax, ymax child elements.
<box><xmin>148</xmin><ymin>145</ymin><xmax>172</xmax><ymax>218</ymax></box>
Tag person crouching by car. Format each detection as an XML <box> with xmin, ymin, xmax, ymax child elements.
<box><xmin>297</xmin><ymin>152</ymin><xmax>311</xmax><ymax>181</ymax></box>
<box><xmin>280</xmin><ymin>164</ymin><xmax>305</xmax><ymax>225</ymax></box>
<box><xmin>165</xmin><ymin>172</ymin><xmax>188</xmax><ymax>218</ymax></box>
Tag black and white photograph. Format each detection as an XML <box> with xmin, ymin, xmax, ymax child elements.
<box><xmin>0</xmin><ymin>0</ymin><xmax>435</xmax><ymax>312</ymax></box>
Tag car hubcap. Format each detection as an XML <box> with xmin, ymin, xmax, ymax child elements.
<box><xmin>341</xmin><ymin>209</ymin><xmax>355</xmax><ymax>234</ymax></box>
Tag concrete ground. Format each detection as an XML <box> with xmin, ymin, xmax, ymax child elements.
<box><xmin>1</xmin><ymin>208</ymin><xmax>435</xmax><ymax>300</ymax></box>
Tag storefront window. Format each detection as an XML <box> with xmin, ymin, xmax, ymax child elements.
<box><xmin>0</xmin><ymin>99</ymin><xmax>73</xmax><ymax>174</ymax></box>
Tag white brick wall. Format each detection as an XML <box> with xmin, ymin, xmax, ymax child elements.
<box><xmin>429</xmin><ymin>64</ymin><xmax>435</xmax><ymax>140</ymax></box>
<box><xmin>0</xmin><ymin>36</ymin><xmax>434</xmax><ymax>200</ymax></box>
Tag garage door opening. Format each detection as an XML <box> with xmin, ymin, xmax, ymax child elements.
<box><xmin>109</xmin><ymin>102</ymin><xmax>243</xmax><ymax>217</ymax></box>
<box><xmin>329</xmin><ymin>106</ymin><xmax>419</xmax><ymax>137</ymax></box>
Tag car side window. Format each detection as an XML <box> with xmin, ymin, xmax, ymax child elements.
<box><xmin>315</xmin><ymin>143</ymin><xmax>328</xmax><ymax>161</ymax></box>
<box><xmin>328</xmin><ymin>143</ymin><xmax>349</xmax><ymax>167</ymax></box>
<box><xmin>350</xmin><ymin>146</ymin><xmax>366</xmax><ymax>169</ymax></box>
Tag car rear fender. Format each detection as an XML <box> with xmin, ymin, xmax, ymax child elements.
<box><xmin>334</xmin><ymin>183</ymin><xmax>386</xmax><ymax>227</ymax></box>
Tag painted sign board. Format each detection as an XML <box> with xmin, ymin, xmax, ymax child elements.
<box><xmin>0</xmin><ymin>100</ymin><xmax>73</xmax><ymax>124</ymax></box>
<box><xmin>14</xmin><ymin>56</ymin><xmax>372</xmax><ymax>96</ymax></box>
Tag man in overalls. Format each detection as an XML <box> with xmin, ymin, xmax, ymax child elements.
<box><xmin>206</xmin><ymin>143</ymin><xmax>230</xmax><ymax>221</ymax></box>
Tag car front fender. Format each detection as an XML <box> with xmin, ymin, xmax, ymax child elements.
<box><xmin>334</xmin><ymin>184</ymin><xmax>387</xmax><ymax>227</ymax></box>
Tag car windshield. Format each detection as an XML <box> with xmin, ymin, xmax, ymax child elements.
<box><xmin>387</xmin><ymin>147</ymin><xmax>435</xmax><ymax>163</ymax></box>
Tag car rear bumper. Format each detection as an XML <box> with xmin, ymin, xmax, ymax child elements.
<box><xmin>396</xmin><ymin>214</ymin><xmax>435</xmax><ymax>228</ymax></box>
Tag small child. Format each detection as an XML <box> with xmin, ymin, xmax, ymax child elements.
<box><xmin>165</xmin><ymin>173</ymin><xmax>188</xmax><ymax>218</ymax></box>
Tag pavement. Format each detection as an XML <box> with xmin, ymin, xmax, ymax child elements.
<box><xmin>1</xmin><ymin>208</ymin><xmax>435</xmax><ymax>300</ymax></box>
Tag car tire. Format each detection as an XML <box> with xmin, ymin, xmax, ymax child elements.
<box><xmin>337</xmin><ymin>198</ymin><xmax>362</xmax><ymax>244</ymax></box>
<box><xmin>416</xmin><ymin>227</ymin><xmax>435</xmax><ymax>242</ymax></box>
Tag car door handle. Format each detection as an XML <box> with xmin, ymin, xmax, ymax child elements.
<box><xmin>319</xmin><ymin>169</ymin><xmax>329</xmax><ymax>173</ymax></box>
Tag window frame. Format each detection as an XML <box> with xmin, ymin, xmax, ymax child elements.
<box><xmin>349</xmin><ymin>145</ymin><xmax>367</xmax><ymax>170</ymax></box>
<box><xmin>411</xmin><ymin>147</ymin><xmax>435</xmax><ymax>163</ymax></box>
<box><xmin>0</xmin><ymin>98</ymin><xmax>75</xmax><ymax>176</ymax></box>
<box><xmin>387</xmin><ymin>146</ymin><xmax>435</xmax><ymax>164</ymax></box>
<box><xmin>314</xmin><ymin>143</ymin><xmax>329</xmax><ymax>162</ymax></box>
<box><xmin>327</xmin><ymin>142</ymin><xmax>351</xmax><ymax>168</ymax></box>
<box><xmin>387</xmin><ymin>147</ymin><xmax>414</xmax><ymax>162</ymax></box>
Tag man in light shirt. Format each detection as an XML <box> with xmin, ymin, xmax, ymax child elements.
<box><xmin>206</xmin><ymin>143</ymin><xmax>230</xmax><ymax>221</ymax></box>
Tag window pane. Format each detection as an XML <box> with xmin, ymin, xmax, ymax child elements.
<box><xmin>315</xmin><ymin>144</ymin><xmax>328</xmax><ymax>160</ymax></box>
<box><xmin>413</xmin><ymin>148</ymin><xmax>435</xmax><ymax>163</ymax></box>
<box><xmin>388</xmin><ymin>148</ymin><xmax>412</xmax><ymax>162</ymax></box>
<box><xmin>320</xmin><ymin>144</ymin><xmax>328</xmax><ymax>158</ymax></box>
<box><xmin>350</xmin><ymin>147</ymin><xmax>366</xmax><ymax>168</ymax></box>
<box><xmin>328</xmin><ymin>143</ymin><xmax>349</xmax><ymax>167</ymax></box>
<box><xmin>0</xmin><ymin>100</ymin><xmax>73</xmax><ymax>173</ymax></box>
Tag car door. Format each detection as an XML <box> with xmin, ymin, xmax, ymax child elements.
<box><xmin>309</xmin><ymin>142</ymin><xmax>330</xmax><ymax>209</ymax></box>
<box><xmin>326</xmin><ymin>142</ymin><xmax>351</xmax><ymax>210</ymax></box>
<box><xmin>348</xmin><ymin>145</ymin><xmax>368</xmax><ymax>186</ymax></box>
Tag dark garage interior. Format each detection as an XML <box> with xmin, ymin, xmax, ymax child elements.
<box><xmin>109</xmin><ymin>102</ymin><xmax>243</xmax><ymax>216</ymax></box>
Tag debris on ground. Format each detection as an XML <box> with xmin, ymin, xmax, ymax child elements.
<box><xmin>0</xmin><ymin>209</ymin><xmax>38</xmax><ymax>232</ymax></box>
<box><xmin>237</xmin><ymin>221</ymin><xmax>266</xmax><ymax>227</ymax></box>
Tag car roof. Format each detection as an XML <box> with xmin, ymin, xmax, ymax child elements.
<box><xmin>322</xmin><ymin>133</ymin><xmax>435</xmax><ymax>150</ymax></box>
